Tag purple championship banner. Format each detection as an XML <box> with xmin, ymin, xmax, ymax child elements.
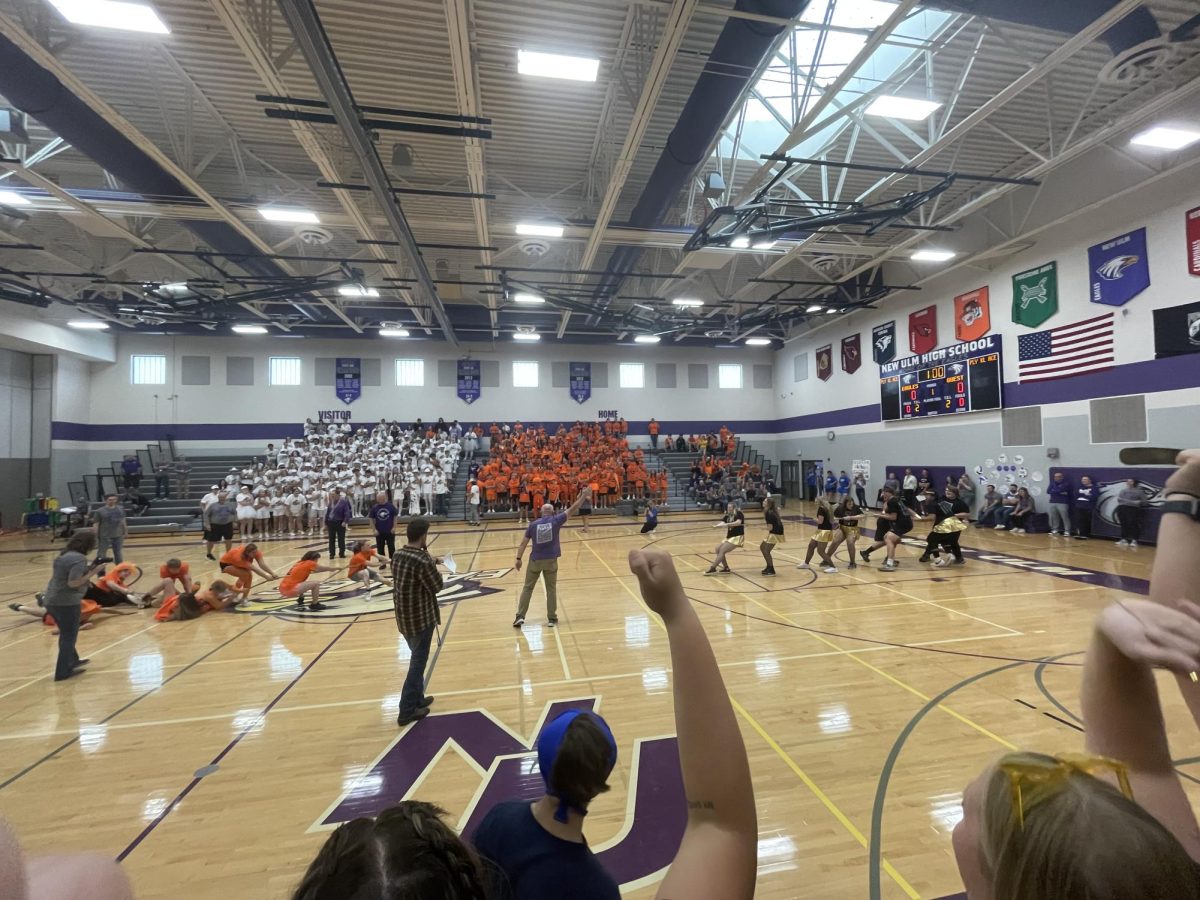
<box><xmin>457</xmin><ymin>358</ymin><xmax>481</xmax><ymax>405</ymax></box>
<box><xmin>569</xmin><ymin>361</ymin><xmax>591</xmax><ymax>404</ymax></box>
<box><xmin>335</xmin><ymin>357</ymin><xmax>360</xmax><ymax>405</ymax></box>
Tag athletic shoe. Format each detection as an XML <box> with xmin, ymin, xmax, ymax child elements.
<box><xmin>1130</xmin><ymin>541</ymin><xmax>1139</xmax><ymax>549</ymax></box>
<box><xmin>513</xmin><ymin>616</ymin><xmax>525</xmax><ymax>628</ymax></box>
<box><xmin>307</xmin><ymin>602</ymin><xmax>328</xmax><ymax>611</ymax></box>
<box><xmin>918</xmin><ymin>554</ymin><xmax>931</xmax><ymax>563</ymax></box>
<box><xmin>7</xmin><ymin>603</ymin><xmax>20</xmax><ymax>613</ymax></box>
<box><xmin>859</xmin><ymin>549</ymin><xmax>872</xmax><ymax>563</ymax></box>
<box><xmin>823</xmin><ymin>565</ymin><xmax>838</xmax><ymax>574</ymax></box>
<box><xmin>421</xmin><ymin>695</ymin><xmax>434</xmax><ymax>707</ymax></box>
<box><xmin>720</xmin><ymin>567</ymin><xmax>731</xmax><ymax>574</ymax></box>
<box><xmin>882</xmin><ymin>560</ymin><xmax>896</xmax><ymax>570</ymax></box>
<box><xmin>933</xmin><ymin>557</ymin><xmax>950</xmax><ymax>568</ymax></box>
<box><xmin>397</xmin><ymin>707</ymin><xmax>430</xmax><ymax>726</ymax></box>
<box><xmin>847</xmin><ymin>562</ymin><xmax>858</xmax><ymax>570</ymax></box>
<box><xmin>993</xmin><ymin>524</ymin><xmax>1005</xmax><ymax>530</ymax></box>
<box><xmin>206</xmin><ymin>553</ymin><xmax>215</xmax><ymax>560</ymax></box>
<box><xmin>1116</xmin><ymin>539</ymin><xmax>1129</xmax><ymax>547</ymax></box>
<box><xmin>547</xmin><ymin>617</ymin><xmax>559</xmax><ymax>628</ymax></box>
<box><xmin>796</xmin><ymin>562</ymin><xmax>812</xmax><ymax>570</ymax></box>
<box><xmin>761</xmin><ymin>569</ymin><xmax>776</xmax><ymax>577</ymax></box>
<box><xmin>1049</xmin><ymin>530</ymin><xmax>1059</xmax><ymax>536</ymax></box>
<box><xmin>35</xmin><ymin>592</ymin><xmax>45</xmax><ymax>607</ymax></box>
<box><xmin>704</xmin><ymin>567</ymin><xmax>719</xmax><ymax>576</ymax></box>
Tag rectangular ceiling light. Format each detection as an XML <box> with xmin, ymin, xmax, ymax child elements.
<box><xmin>513</xmin><ymin>292</ymin><xmax>546</xmax><ymax>304</ymax></box>
<box><xmin>634</xmin><ymin>335</ymin><xmax>661</xmax><ymax>344</ymax></box>
<box><xmin>515</xmin><ymin>222</ymin><xmax>565</xmax><ymax>238</ymax></box>
<box><xmin>49</xmin><ymin>0</ymin><xmax>170</xmax><ymax>33</ymax></box>
<box><xmin>232</xmin><ymin>324</ymin><xmax>268</xmax><ymax>335</ymax></box>
<box><xmin>68</xmin><ymin>319</ymin><xmax>110</xmax><ymax>330</ymax></box>
<box><xmin>513</xmin><ymin>332</ymin><xmax>541</xmax><ymax>342</ymax></box>
<box><xmin>866</xmin><ymin>96</ymin><xmax>942</xmax><ymax>122</ymax></box>
<box><xmin>672</xmin><ymin>298</ymin><xmax>704</xmax><ymax>307</ymax></box>
<box><xmin>259</xmin><ymin>206</ymin><xmax>320</xmax><ymax>224</ymax></box>
<box><xmin>517</xmin><ymin>49</ymin><xmax>600</xmax><ymax>83</ymax></box>
<box><xmin>745</xmin><ymin>337</ymin><xmax>772</xmax><ymax>346</ymax></box>
<box><xmin>1130</xmin><ymin>125</ymin><xmax>1200</xmax><ymax>150</ymax></box>
<box><xmin>379</xmin><ymin>328</ymin><xmax>410</xmax><ymax>338</ymax></box>
<box><xmin>338</xmin><ymin>285</ymin><xmax>380</xmax><ymax>298</ymax></box>
<box><xmin>911</xmin><ymin>249</ymin><xmax>956</xmax><ymax>262</ymax></box>
<box><xmin>0</xmin><ymin>190</ymin><xmax>31</xmax><ymax>206</ymax></box>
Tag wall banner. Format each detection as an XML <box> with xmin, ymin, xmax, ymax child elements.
<box><xmin>336</xmin><ymin>357</ymin><xmax>361</xmax><ymax>405</ymax></box>
<box><xmin>569</xmin><ymin>362</ymin><xmax>591</xmax><ymax>404</ymax></box>
<box><xmin>457</xmin><ymin>359</ymin><xmax>481</xmax><ymax>405</ymax></box>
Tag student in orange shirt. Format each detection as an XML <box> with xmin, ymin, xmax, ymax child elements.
<box><xmin>518</xmin><ymin>483</ymin><xmax>531</xmax><ymax>524</ymax></box>
<box><xmin>348</xmin><ymin>540</ymin><xmax>387</xmax><ymax>588</ymax></box>
<box><xmin>279</xmin><ymin>550</ymin><xmax>341</xmax><ymax>610</ymax></box>
<box><xmin>155</xmin><ymin>581</ymin><xmax>238</xmax><ymax>621</ymax></box>
<box><xmin>220</xmin><ymin>543</ymin><xmax>278</xmax><ymax>600</ymax></box>
<box><xmin>142</xmin><ymin>558</ymin><xmax>196</xmax><ymax>605</ymax></box>
<box><xmin>88</xmin><ymin>562</ymin><xmax>146</xmax><ymax>607</ymax></box>
<box><xmin>484</xmin><ymin>476</ymin><xmax>497</xmax><ymax>514</ymax></box>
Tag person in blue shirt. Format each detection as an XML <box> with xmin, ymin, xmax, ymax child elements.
<box><xmin>824</xmin><ymin>471</ymin><xmax>837</xmax><ymax>502</ymax></box>
<box><xmin>368</xmin><ymin>491</ymin><xmax>399</xmax><ymax>560</ymax></box>
<box><xmin>640</xmin><ymin>500</ymin><xmax>659</xmax><ymax>534</ymax></box>
<box><xmin>837</xmin><ymin>470</ymin><xmax>850</xmax><ymax>499</ymax></box>
<box><xmin>473</xmin><ymin>710</ymin><xmax>622</xmax><ymax>900</ymax></box>
<box><xmin>1046</xmin><ymin>471</ymin><xmax>1074</xmax><ymax>536</ymax></box>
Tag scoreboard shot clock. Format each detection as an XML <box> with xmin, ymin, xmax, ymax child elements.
<box><xmin>879</xmin><ymin>334</ymin><xmax>1003</xmax><ymax>421</ymax></box>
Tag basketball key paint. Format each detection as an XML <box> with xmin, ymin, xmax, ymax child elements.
<box><xmin>315</xmin><ymin>697</ymin><xmax>687</xmax><ymax>890</ymax></box>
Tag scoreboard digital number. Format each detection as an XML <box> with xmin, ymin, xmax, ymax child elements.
<box><xmin>880</xmin><ymin>335</ymin><xmax>1003</xmax><ymax>422</ymax></box>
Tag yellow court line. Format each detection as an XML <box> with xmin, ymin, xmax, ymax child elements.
<box><xmin>553</xmin><ymin>623</ymin><xmax>572</xmax><ymax>681</ymax></box>
<box><xmin>580</xmin><ymin>541</ymin><xmax>923</xmax><ymax>898</ymax></box>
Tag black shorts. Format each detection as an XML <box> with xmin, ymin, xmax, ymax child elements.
<box><xmin>873</xmin><ymin>521</ymin><xmax>891</xmax><ymax>542</ymax></box>
<box><xmin>580</xmin><ymin>508</ymin><xmax>592</xmax><ymax>517</ymax></box>
<box><xmin>893</xmin><ymin>519</ymin><xmax>913</xmax><ymax>537</ymax></box>
<box><xmin>205</xmin><ymin>522</ymin><xmax>234</xmax><ymax>542</ymax></box>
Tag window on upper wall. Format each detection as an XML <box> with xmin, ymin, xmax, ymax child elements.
<box><xmin>268</xmin><ymin>357</ymin><xmax>302</xmax><ymax>386</ymax></box>
<box><xmin>130</xmin><ymin>354</ymin><xmax>166</xmax><ymax>385</ymax></box>
<box><xmin>512</xmin><ymin>361</ymin><xmax>539</xmax><ymax>388</ymax></box>
<box><xmin>718</xmin><ymin>363</ymin><xmax>743</xmax><ymax>389</ymax></box>
<box><xmin>396</xmin><ymin>358</ymin><xmax>425</xmax><ymax>387</ymax></box>
<box><xmin>619</xmin><ymin>362</ymin><xmax>645</xmax><ymax>388</ymax></box>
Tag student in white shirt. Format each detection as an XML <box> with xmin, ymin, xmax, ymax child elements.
<box><xmin>466</xmin><ymin>479</ymin><xmax>482</xmax><ymax>526</ymax></box>
<box><xmin>286</xmin><ymin>490</ymin><xmax>306</xmax><ymax>536</ymax></box>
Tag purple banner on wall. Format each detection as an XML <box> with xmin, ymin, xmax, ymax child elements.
<box><xmin>569</xmin><ymin>361</ymin><xmax>591</xmax><ymax>404</ymax></box>
<box><xmin>457</xmin><ymin>358</ymin><xmax>480</xmax><ymax>405</ymax></box>
<box><xmin>1049</xmin><ymin>465</ymin><xmax>1171</xmax><ymax>544</ymax></box>
<box><xmin>1088</xmin><ymin>226</ymin><xmax>1150</xmax><ymax>307</ymax></box>
<box><xmin>335</xmin><ymin>357</ymin><xmax>361</xmax><ymax>405</ymax></box>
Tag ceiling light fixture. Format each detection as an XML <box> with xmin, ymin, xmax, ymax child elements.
<box><xmin>751</xmin><ymin>237</ymin><xmax>778</xmax><ymax>250</ymax></box>
<box><xmin>513</xmin><ymin>331</ymin><xmax>541</xmax><ymax>342</ymax></box>
<box><xmin>513</xmin><ymin>292</ymin><xmax>546</xmax><ymax>304</ymax></box>
<box><xmin>634</xmin><ymin>334</ymin><xmax>661</xmax><ymax>344</ymax></box>
<box><xmin>805</xmin><ymin>304</ymin><xmax>824</xmax><ymax>313</ymax></box>
<box><xmin>337</xmin><ymin>285</ymin><xmax>380</xmax><ymax>298</ymax></box>
<box><xmin>517</xmin><ymin>49</ymin><xmax>600</xmax><ymax>83</ymax></box>
<box><xmin>911</xmin><ymin>249</ymin><xmax>956</xmax><ymax>262</ymax></box>
<box><xmin>67</xmin><ymin>319</ymin><xmax>109</xmax><ymax>330</ymax></box>
<box><xmin>1129</xmin><ymin>125</ymin><xmax>1200</xmax><ymax>151</ymax></box>
<box><xmin>259</xmin><ymin>206</ymin><xmax>320</xmax><ymax>224</ymax></box>
<box><xmin>379</xmin><ymin>328</ymin><xmax>410</xmax><ymax>338</ymax></box>
<box><xmin>232</xmin><ymin>324</ymin><xmax>268</xmax><ymax>335</ymax></box>
<box><xmin>866</xmin><ymin>95</ymin><xmax>942</xmax><ymax>122</ymax></box>
<box><xmin>826</xmin><ymin>308</ymin><xmax>840</xmax><ymax>314</ymax></box>
<box><xmin>515</xmin><ymin>222</ymin><xmax>565</xmax><ymax>238</ymax></box>
<box><xmin>48</xmin><ymin>0</ymin><xmax>170</xmax><ymax>34</ymax></box>
<box><xmin>730</xmin><ymin>235</ymin><xmax>751</xmax><ymax>249</ymax></box>
<box><xmin>0</xmin><ymin>190</ymin><xmax>31</xmax><ymax>206</ymax></box>
<box><xmin>745</xmin><ymin>337</ymin><xmax>772</xmax><ymax>346</ymax></box>
<box><xmin>672</xmin><ymin>298</ymin><xmax>704</xmax><ymax>307</ymax></box>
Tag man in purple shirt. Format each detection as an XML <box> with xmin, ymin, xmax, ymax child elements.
<box><xmin>325</xmin><ymin>488</ymin><xmax>354</xmax><ymax>558</ymax></box>
<box><xmin>512</xmin><ymin>487</ymin><xmax>591</xmax><ymax>629</ymax></box>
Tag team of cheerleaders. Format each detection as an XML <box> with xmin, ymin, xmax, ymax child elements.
<box><xmin>10</xmin><ymin>449</ymin><xmax>1200</xmax><ymax>900</ymax></box>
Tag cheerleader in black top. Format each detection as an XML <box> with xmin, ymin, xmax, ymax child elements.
<box><xmin>704</xmin><ymin>503</ymin><xmax>745</xmax><ymax>575</ymax></box>
<box><xmin>798</xmin><ymin>498</ymin><xmax>838</xmax><ymax>574</ymax></box>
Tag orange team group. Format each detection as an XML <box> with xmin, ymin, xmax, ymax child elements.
<box><xmin>471</xmin><ymin>421</ymin><xmax>670</xmax><ymax>518</ymax></box>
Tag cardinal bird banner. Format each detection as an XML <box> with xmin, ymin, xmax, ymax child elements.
<box><xmin>954</xmin><ymin>287</ymin><xmax>991</xmax><ymax>341</ymax></box>
<box><xmin>841</xmin><ymin>333</ymin><xmax>862</xmax><ymax>374</ymax></box>
<box><xmin>909</xmin><ymin>305</ymin><xmax>938</xmax><ymax>355</ymax></box>
<box><xmin>872</xmin><ymin>321</ymin><xmax>897</xmax><ymax>365</ymax></box>
<box><xmin>816</xmin><ymin>345</ymin><xmax>833</xmax><ymax>382</ymax></box>
<box><xmin>1089</xmin><ymin>227</ymin><xmax>1150</xmax><ymax>307</ymax></box>
<box><xmin>1012</xmin><ymin>261</ymin><xmax>1058</xmax><ymax>328</ymax></box>
<box><xmin>1188</xmin><ymin>206</ymin><xmax>1200</xmax><ymax>277</ymax></box>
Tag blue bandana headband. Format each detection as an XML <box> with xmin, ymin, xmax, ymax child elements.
<box><xmin>536</xmin><ymin>710</ymin><xmax>618</xmax><ymax>823</ymax></box>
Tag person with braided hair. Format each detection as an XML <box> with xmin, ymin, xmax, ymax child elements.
<box><xmin>291</xmin><ymin>800</ymin><xmax>489</xmax><ymax>900</ymax></box>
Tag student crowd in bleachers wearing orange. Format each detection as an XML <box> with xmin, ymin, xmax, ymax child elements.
<box><xmin>468</xmin><ymin>421</ymin><xmax>668</xmax><ymax>518</ymax></box>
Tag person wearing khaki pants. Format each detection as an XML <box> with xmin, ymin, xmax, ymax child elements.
<box><xmin>512</xmin><ymin>488</ymin><xmax>590</xmax><ymax>629</ymax></box>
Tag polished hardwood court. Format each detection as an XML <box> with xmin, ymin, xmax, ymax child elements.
<box><xmin>0</xmin><ymin>507</ymin><xmax>1192</xmax><ymax>899</ymax></box>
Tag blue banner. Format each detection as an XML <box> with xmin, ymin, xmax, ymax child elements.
<box><xmin>335</xmin><ymin>357</ymin><xmax>361</xmax><ymax>405</ymax></box>
<box><xmin>1088</xmin><ymin>226</ymin><xmax>1149</xmax><ymax>307</ymax></box>
<box><xmin>457</xmin><ymin>359</ymin><xmax>480</xmax><ymax>405</ymax></box>
<box><xmin>569</xmin><ymin>361</ymin><xmax>591</xmax><ymax>404</ymax></box>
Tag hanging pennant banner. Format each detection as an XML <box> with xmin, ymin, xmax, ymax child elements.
<box><xmin>872</xmin><ymin>320</ymin><xmax>897</xmax><ymax>365</ymax></box>
<box><xmin>1089</xmin><ymin>226</ymin><xmax>1150</xmax><ymax>306</ymax></box>
<box><xmin>840</xmin><ymin>333</ymin><xmax>861</xmax><ymax>374</ymax></box>
<box><xmin>457</xmin><ymin>359</ymin><xmax>481</xmax><ymax>405</ymax></box>
<box><xmin>569</xmin><ymin>362</ymin><xmax>591</xmax><ymax>404</ymax></box>
<box><xmin>336</xmin><ymin>357</ymin><xmax>361</xmax><ymax>405</ymax></box>
<box><xmin>1012</xmin><ymin>261</ymin><xmax>1058</xmax><ymax>328</ymax></box>
<box><xmin>954</xmin><ymin>287</ymin><xmax>991</xmax><ymax>341</ymax></box>
<box><xmin>1188</xmin><ymin>206</ymin><xmax>1200</xmax><ymax>277</ymax></box>
<box><xmin>816</xmin><ymin>345</ymin><xmax>833</xmax><ymax>381</ymax></box>
<box><xmin>909</xmin><ymin>305</ymin><xmax>938</xmax><ymax>355</ymax></box>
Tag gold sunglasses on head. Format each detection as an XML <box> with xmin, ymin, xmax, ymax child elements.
<box><xmin>999</xmin><ymin>753</ymin><xmax>1134</xmax><ymax>829</ymax></box>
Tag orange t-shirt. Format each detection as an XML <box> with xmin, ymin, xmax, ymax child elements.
<box><xmin>280</xmin><ymin>559</ymin><xmax>318</xmax><ymax>592</ymax></box>
<box><xmin>220</xmin><ymin>547</ymin><xmax>262</xmax><ymax>570</ymax></box>
<box><xmin>160</xmin><ymin>562</ymin><xmax>190</xmax><ymax>580</ymax></box>
<box><xmin>96</xmin><ymin>563</ymin><xmax>136</xmax><ymax>592</ymax></box>
<box><xmin>648</xmin><ymin>421</ymin><xmax>659</xmax><ymax>435</ymax></box>
<box><xmin>348</xmin><ymin>550</ymin><xmax>375</xmax><ymax>577</ymax></box>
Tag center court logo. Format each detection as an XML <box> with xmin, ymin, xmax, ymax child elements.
<box><xmin>234</xmin><ymin>568</ymin><xmax>513</xmax><ymax>621</ymax></box>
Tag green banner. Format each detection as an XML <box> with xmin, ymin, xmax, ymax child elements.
<box><xmin>1012</xmin><ymin>261</ymin><xmax>1058</xmax><ymax>328</ymax></box>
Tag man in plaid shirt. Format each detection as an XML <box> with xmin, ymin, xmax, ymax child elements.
<box><xmin>391</xmin><ymin>517</ymin><xmax>444</xmax><ymax>725</ymax></box>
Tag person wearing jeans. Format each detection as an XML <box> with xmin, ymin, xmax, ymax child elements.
<box><xmin>513</xmin><ymin>488</ymin><xmax>591</xmax><ymax>628</ymax></box>
<box><xmin>1115</xmin><ymin>477</ymin><xmax>1146</xmax><ymax>547</ymax></box>
<box><xmin>325</xmin><ymin>488</ymin><xmax>353</xmax><ymax>558</ymax></box>
<box><xmin>975</xmin><ymin>486</ymin><xmax>1002</xmax><ymax>527</ymax></box>
<box><xmin>391</xmin><ymin>518</ymin><xmax>444</xmax><ymax>726</ymax></box>
<box><xmin>90</xmin><ymin>494</ymin><xmax>127</xmax><ymax>564</ymax></box>
<box><xmin>41</xmin><ymin>531</ymin><xmax>103</xmax><ymax>682</ymax></box>
<box><xmin>466</xmin><ymin>479</ymin><xmax>481</xmax><ymax>526</ymax></box>
<box><xmin>1046</xmin><ymin>471</ymin><xmax>1074</xmax><ymax>535</ymax></box>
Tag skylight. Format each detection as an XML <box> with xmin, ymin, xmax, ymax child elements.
<box><xmin>48</xmin><ymin>0</ymin><xmax>170</xmax><ymax>34</ymax></box>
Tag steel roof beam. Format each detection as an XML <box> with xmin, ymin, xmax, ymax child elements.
<box><xmin>274</xmin><ymin>0</ymin><xmax>456</xmax><ymax>345</ymax></box>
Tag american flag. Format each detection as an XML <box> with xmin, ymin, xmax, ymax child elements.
<box><xmin>1018</xmin><ymin>312</ymin><xmax>1115</xmax><ymax>382</ymax></box>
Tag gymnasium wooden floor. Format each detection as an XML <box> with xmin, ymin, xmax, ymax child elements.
<box><xmin>1</xmin><ymin>505</ymin><xmax>1193</xmax><ymax>899</ymax></box>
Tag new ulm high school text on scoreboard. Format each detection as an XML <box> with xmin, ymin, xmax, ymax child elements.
<box><xmin>879</xmin><ymin>334</ymin><xmax>1004</xmax><ymax>421</ymax></box>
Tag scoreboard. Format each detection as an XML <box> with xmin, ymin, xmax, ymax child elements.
<box><xmin>880</xmin><ymin>334</ymin><xmax>1003</xmax><ymax>421</ymax></box>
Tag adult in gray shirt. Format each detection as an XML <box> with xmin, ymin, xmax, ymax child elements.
<box><xmin>43</xmin><ymin>530</ymin><xmax>105</xmax><ymax>681</ymax></box>
<box><xmin>203</xmin><ymin>491</ymin><xmax>238</xmax><ymax>560</ymax></box>
<box><xmin>90</xmin><ymin>494</ymin><xmax>128</xmax><ymax>564</ymax></box>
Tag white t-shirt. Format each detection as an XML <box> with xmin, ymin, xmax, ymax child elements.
<box><xmin>469</xmin><ymin>484</ymin><xmax>481</xmax><ymax>506</ymax></box>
